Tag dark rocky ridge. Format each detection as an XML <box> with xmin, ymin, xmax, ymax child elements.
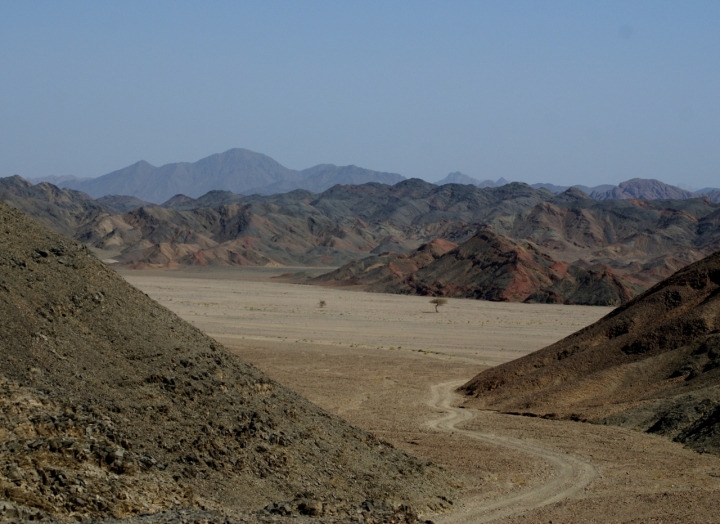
<box><xmin>460</xmin><ymin>249</ymin><xmax>720</xmax><ymax>454</ymax></box>
<box><xmin>0</xmin><ymin>202</ymin><xmax>457</xmax><ymax>521</ymax></box>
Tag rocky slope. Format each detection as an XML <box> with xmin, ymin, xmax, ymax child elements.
<box><xmin>310</xmin><ymin>238</ymin><xmax>458</xmax><ymax>290</ymax></box>
<box><xmin>460</xmin><ymin>249</ymin><xmax>720</xmax><ymax>454</ymax></box>
<box><xmin>314</xmin><ymin>231</ymin><xmax>640</xmax><ymax>306</ymax></box>
<box><xmin>0</xmin><ymin>175</ymin><xmax>106</xmax><ymax>238</ymax></box>
<box><xmin>0</xmin><ymin>202</ymin><xmax>457</xmax><ymax>521</ymax></box>
<box><xmin>501</xmin><ymin>188</ymin><xmax>720</xmax><ymax>285</ymax></box>
<box><xmin>4</xmin><ymin>176</ymin><xmax>556</xmax><ymax>268</ymax></box>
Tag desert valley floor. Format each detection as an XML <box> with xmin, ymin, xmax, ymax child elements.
<box><xmin>122</xmin><ymin>268</ymin><xmax>720</xmax><ymax>523</ymax></box>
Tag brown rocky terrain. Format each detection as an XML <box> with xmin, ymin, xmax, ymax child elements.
<box><xmin>1</xmin><ymin>176</ymin><xmax>554</xmax><ymax>267</ymax></box>
<box><xmin>0</xmin><ymin>201</ymin><xmax>458</xmax><ymax>522</ymax></box>
<box><xmin>0</xmin><ymin>176</ymin><xmax>106</xmax><ymax>239</ymax></box>
<box><xmin>3</xmin><ymin>175</ymin><xmax>720</xmax><ymax>302</ymax></box>
<box><xmin>312</xmin><ymin>231</ymin><xmax>641</xmax><ymax>306</ymax></box>
<box><xmin>460</xmin><ymin>248</ymin><xmax>720</xmax><ymax>454</ymax></box>
<box><xmin>309</xmin><ymin>238</ymin><xmax>458</xmax><ymax>290</ymax></box>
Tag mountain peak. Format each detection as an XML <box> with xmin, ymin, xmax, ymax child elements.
<box><xmin>592</xmin><ymin>178</ymin><xmax>697</xmax><ymax>201</ymax></box>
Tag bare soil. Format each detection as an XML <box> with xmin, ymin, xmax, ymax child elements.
<box><xmin>121</xmin><ymin>268</ymin><xmax>720</xmax><ymax>522</ymax></box>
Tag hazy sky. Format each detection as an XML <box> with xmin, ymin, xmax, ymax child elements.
<box><xmin>1</xmin><ymin>1</ymin><xmax>719</xmax><ymax>188</ymax></box>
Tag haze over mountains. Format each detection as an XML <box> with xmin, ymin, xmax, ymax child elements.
<box><xmin>22</xmin><ymin>147</ymin><xmax>719</xmax><ymax>205</ymax></box>
<box><xmin>55</xmin><ymin>149</ymin><xmax>405</xmax><ymax>203</ymax></box>
<box><xmin>3</xmin><ymin>146</ymin><xmax>720</xmax><ymax>308</ymax></box>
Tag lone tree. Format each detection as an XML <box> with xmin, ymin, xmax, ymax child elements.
<box><xmin>318</xmin><ymin>300</ymin><xmax>327</xmax><ymax>308</ymax></box>
<box><xmin>429</xmin><ymin>297</ymin><xmax>447</xmax><ymax>312</ymax></box>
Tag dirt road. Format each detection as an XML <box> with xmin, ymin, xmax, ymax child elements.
<box><xmin>122</xmin><ymin>269</ymin><xmax>720</xmax><ymax>523</ymax></box>
<box><xmin>427</xmin><ymin>381</ymin><xmax>596</xmax><ymax>523</ymax></box>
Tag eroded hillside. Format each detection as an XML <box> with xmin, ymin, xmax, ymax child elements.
<box><xmin>460</xmin><ymin>250</ymin><xmax>720</xmax><ymax>454</ymax></box>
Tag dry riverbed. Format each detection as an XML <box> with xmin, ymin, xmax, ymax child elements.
<box><xmin>122</xmin><ymin>268</ymin><xmax>720</xmax><ymax>523</ymax></box>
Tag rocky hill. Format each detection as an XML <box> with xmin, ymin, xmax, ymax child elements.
<box><xmin>459</xmin><ymin>250</ymin><xmax>720</xmax><ymax>454</ymax></box>
<box><xmin>311</xmin><ymin>238</ymin><xmax>458</xmax><ymax>290</ymax></box>
<box><xmin>3</xmin><ymin>176</ymin><xmax>555</xmax><ymax>268</ymax></box>
<box><xmin>59</xmin><ymin>149</ymin><xmax>405</xmax><ymax>203</ymax></box>
<box><xmin>313</xmin><ymin>231</ymin><xmax>640</xmax><ymax>306</ymax></box>
<box><xmin>699</xmin><ymin>189</ymin><xmax>720</xmax><ymax>203</ymax></box>
<box><xmin>0</xmin><ymin>202</ymin><xmax>457</xmax><ymax>521</ymax></box>
<box><xmin>0</xmin><ymin>175</ymin><xmax>106</xmax><ymax>238</ymax></box>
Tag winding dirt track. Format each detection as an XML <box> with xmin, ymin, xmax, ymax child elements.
<box><xmin>427</xmin><ymin>381</ymin><xmax>598</xmax><ymax>523</ymax></box>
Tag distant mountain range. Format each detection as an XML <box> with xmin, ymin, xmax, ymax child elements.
<box><xmin>53</xmin><ymin>148</ymin><xmax>404</xmax><ymax>203</ymax></box>
<box><xmin>3</xmin><ymin>173</ymin><xmax>720</xmax><ymax>307</ymax></box>
<box><xmin>18</xmin><ymin>147</ymin><xmax>718</xmax><ymax>204</ymax></box>
<box><xmin>434</xmin><ymin>172</ymin><xmax>508</xmax><ymax>188</ymax></box>
<box><xmin>433</xmin><ymin>172</ymin><xmax>713</xmax><ymax>201</ymax></box>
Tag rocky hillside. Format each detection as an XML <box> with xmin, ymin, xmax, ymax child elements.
<box><xmin>2</xmin><ymin>176</ymin><xmax>556</xmax><ymax>267</ymax></box>
<box><xmin>313</xmin><ymin>231</ymin><xmax>640</xmax><ymax>306</ymax></box>
<box><xmin>0</xmin><ymin>175</ymin><xmax>106</xmax><ymax>238</ymax></box>
<box><xmin>460</xmin><ymin>250</ymin><xmax>720</xmax><ymax>454</ymax></box>
<box><xmin>0</xmin><ymin>202</ymin><xmax>457</xmax><ymax>521</ymax></box>
<box><xmin>311</xmin><ymin>238</ymin><xmax>458</xmax><ymax>290</ymax></box>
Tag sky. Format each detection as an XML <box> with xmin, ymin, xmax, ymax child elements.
<box><xmin>1</xmin><ymin>1</ymin><xmax>719</xmax><ymax>188</ymax></box>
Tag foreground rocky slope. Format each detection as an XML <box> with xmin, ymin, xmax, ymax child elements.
<box><xmin>0</xmin><ymin>202</ymin><xmax>457</xmax><ymax>521</ymax></box>
<box><xmin>460</xmin><ymin>249</ymin><xmax>720</xmax><ymax>454</ymax></box>
<box><xmin>312</xmin><ymin>231</ymin><xmax>640</xmax><ymax>306</ymax></box>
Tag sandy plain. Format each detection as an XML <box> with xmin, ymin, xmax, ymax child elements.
<box><xmin>121</xmin><ymin>268</ymin><xmax>720</xmax><ymax>523</ymax></box>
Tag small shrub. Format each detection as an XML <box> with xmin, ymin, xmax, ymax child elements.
<box><xmin>429</xmin><ymin>297</ymin><xmax>447</xmax><ymax>312</ymax></box>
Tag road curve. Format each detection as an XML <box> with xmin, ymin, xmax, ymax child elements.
<box><xmin>427</xmin><ymin>380</ymin><xmax>597</xmax><ymax>523</ymax></box>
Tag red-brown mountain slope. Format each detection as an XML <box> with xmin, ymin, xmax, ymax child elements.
<box><xmin>313</xmin><ymin>231</ymin><xmax>640</xmax><ymax>306</ymax></box>
<box><xmin>460</xmin><ymin>249</ymin><xmax>720</xmax><ymax>454</ymax></box>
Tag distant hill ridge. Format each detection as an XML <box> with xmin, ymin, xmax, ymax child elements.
<box><xmin>58</xmin><ymin>148</ymin><xmax>405</xmax><ymax>203</ymax></box>
<box><xmin>19</xmin><ymin>146</ymin><xmax>718</xmax><ymax>204</ymax></box>
<box><xmin>311</xmin><ymin>230</ymin><xmax>641</xmax><ymax>306</ymax></box>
